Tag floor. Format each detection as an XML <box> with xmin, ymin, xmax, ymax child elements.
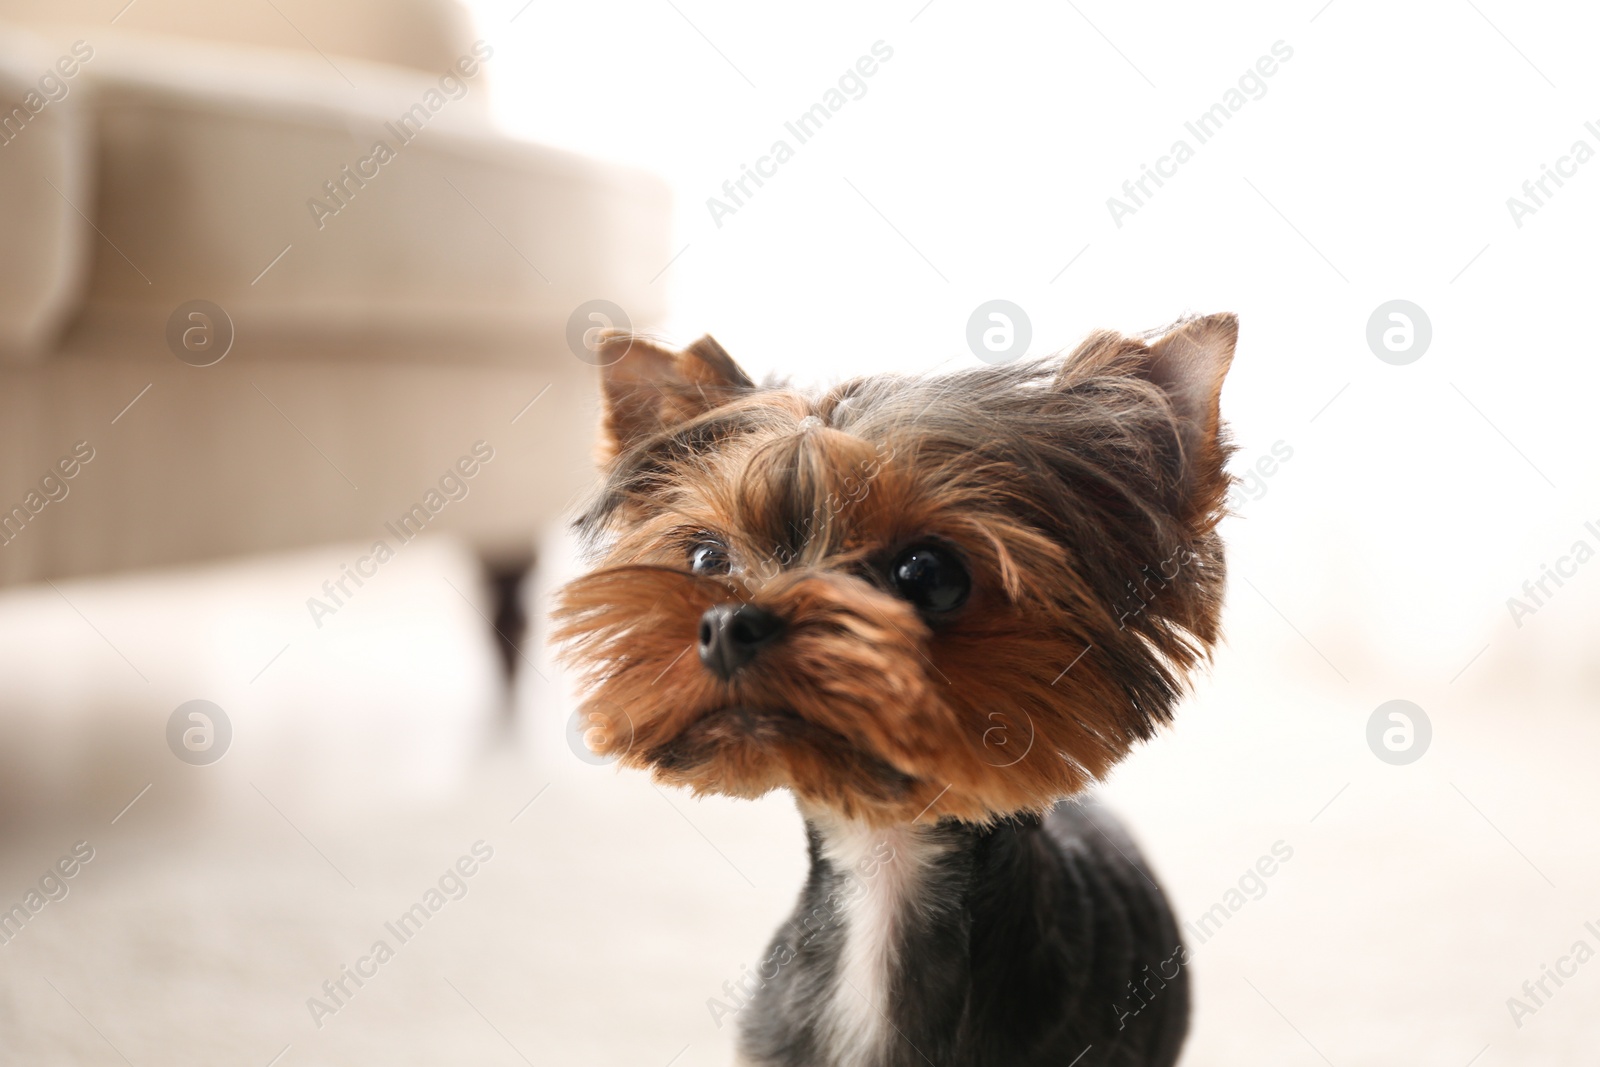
<box><xmin>0</xmin><ymin>532</ymin><xmax>1595</xmax><ymax>1066</ymax></box>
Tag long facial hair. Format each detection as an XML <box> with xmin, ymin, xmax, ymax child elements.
<box><xmin>554</xmin><ymin>317</ymin><xmax>1236</xmax><ymax>826</ymax></box>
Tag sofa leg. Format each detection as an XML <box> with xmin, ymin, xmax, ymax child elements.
<box><xmin>483</xmin><ymin>551</ymin><xmax>535</xmax><ymax>716</ymax></box>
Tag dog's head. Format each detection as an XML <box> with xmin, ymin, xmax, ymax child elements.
<box><xmin>554</xmin><ymin>316</ymin><xmax>1236</xmax><ymax>825</ymax></box>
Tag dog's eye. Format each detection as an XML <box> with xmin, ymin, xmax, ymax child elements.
<box><xmin>889</xmin><ymin>544</ymin><xmax>970</xmax><ymax>613</ymax></box>
<box><xmin>689</xmin><ymin>541</ymin><xmax>732</xmax><ymax>576</ymax></box>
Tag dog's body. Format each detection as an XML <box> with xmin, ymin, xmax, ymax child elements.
<box><xmin>740</xmin><ymin>799</ymin><xmax>1188</xmax><ymax>1067</ymax></box>
<box><xmin>556</xmin><ymin>315</ymin><xmax>1236</xmax><ymax>1067</ymax></box>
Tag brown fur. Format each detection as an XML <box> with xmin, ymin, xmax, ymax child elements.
<box><xmin>554</xmin><ymin>316</ymin><xmax>1237</xmax><ymax>826</ymax></box>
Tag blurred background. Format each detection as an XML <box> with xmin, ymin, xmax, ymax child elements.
<box><xmin>1</xmin><ymin>0</ymin><xmax>1597</xmax><ymax>1063</ymax></box>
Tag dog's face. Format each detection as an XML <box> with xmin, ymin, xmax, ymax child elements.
<box><xmin>554</xmin><ymin>316</ymin><xmax>1236</xmax><ymax>826</ymax></box>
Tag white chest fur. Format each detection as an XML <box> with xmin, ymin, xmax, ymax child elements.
<box><xmin>809</xmin><ymin>815</ymin><xmax>955</xmax><ymax>1067</ymax></box>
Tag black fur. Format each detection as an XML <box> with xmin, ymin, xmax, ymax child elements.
<box><xmin>739</xmin><ymin>798</ymin><xmax>1189</xmax><ymax>1067</ymax></box>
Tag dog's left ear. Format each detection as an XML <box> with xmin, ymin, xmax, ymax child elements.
<box><xmin>593</xmin><ymin>332</ymin><xmax>754</xmax><ymax>458</ymax></box>
<box><xmin>1142</xmin><ymin>313</ymin><xmax>1236</xmax><ymax>457</ymax></box>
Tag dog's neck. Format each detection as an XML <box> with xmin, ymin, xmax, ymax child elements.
<box><xmin>735</xmin><ymin>802</ymin><xmax>1189</xmax><ymax>1067</ymax></box>
<box><xmin>737</xmin><ymin>808</ymin><xmax>1039</xmax><ymax>1067</ymax></box>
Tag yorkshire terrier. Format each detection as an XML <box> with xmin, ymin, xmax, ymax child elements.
<box><xmin>555</xmin><ymin>313</ymin><xmax>1237</xmax><ymax>1067</ymax></box>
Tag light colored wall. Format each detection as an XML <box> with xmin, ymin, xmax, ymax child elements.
<box><xmin>0</xmin><ymin>0</ymin><xmax>476</xmax><ymax>72</ymax></box>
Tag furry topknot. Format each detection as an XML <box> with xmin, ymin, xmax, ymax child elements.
<box><xmin>554</xmin><ymin>316</ymin><xmax>1236</xmax><ymax>826</ymax></box>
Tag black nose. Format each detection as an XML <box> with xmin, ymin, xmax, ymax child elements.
<box><xmin>698</xmin><ymin>603</ymin><xmax>784</xmax><ymax>680</ymax></box>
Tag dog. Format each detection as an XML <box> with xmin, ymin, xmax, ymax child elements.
<box><xmin>554</xmin><ymin>313</ymin><xmax>1237</xmax><ymax>1066</ymax></box>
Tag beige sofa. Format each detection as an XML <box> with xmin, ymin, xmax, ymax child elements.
<box><xmin>0</xmin><ymin>1</ymin><xmax>669</xmax><ymax>631</ymax></box>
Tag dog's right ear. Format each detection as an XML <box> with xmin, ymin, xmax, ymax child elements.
<box><xmin>593</xmin><ymin>332</ymin><xmax>755</xmax><ymax>460</ymax></box>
